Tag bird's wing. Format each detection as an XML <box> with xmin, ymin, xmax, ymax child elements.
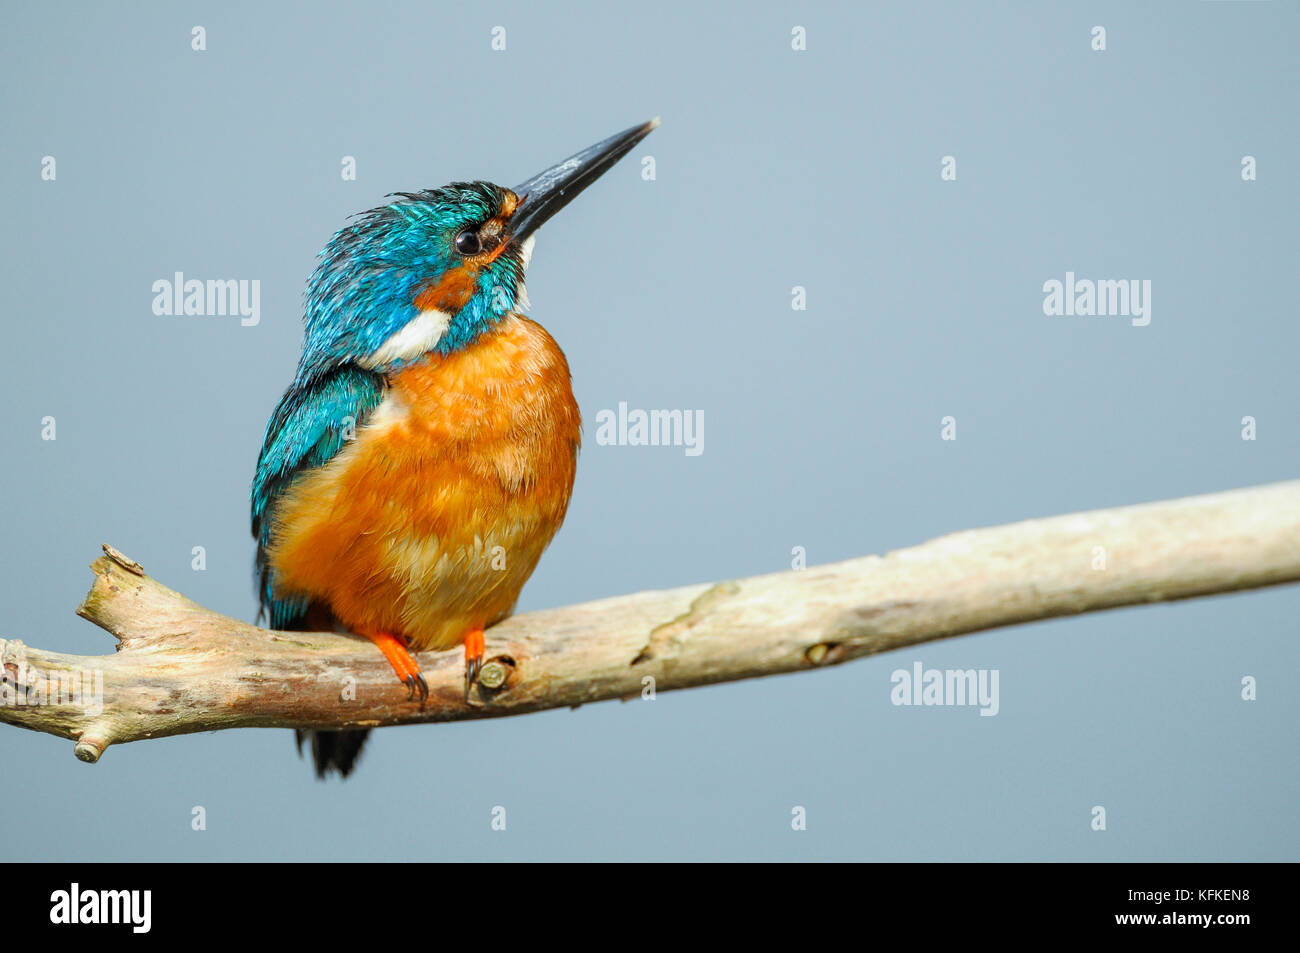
<box><xmin>251</xmin><ymin>365</ymin><xmax>386</xmax><ymax>628</ymax></box>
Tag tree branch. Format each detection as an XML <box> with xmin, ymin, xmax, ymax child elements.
<box><xmin>3</xmin><ymin>480</ymin><xmax>1298</xmax><ymax>762</ymax></box>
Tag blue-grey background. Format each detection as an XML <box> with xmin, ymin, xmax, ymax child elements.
<box><xmin>1</xmin><ymin>1</ymin><xmax>1296</xmax><ymax>861</ymax></box>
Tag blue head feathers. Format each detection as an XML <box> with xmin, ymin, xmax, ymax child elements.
<box><xmin>297</xmin><ymin>182</ymin><xmax>528</xmax><ymax>381</ymax></box>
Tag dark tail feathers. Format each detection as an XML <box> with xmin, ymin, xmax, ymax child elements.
<box><xmin>273</xmin><ymin>604</ymin><xmax>370</xmax><ymax>779</ymax></box>
<box><xmin>296</xmin><ymin>728</ymin><xmax>371</xmax><ymax>779</ymax></box>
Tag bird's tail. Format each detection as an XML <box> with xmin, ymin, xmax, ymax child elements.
<box><xmin>269</xmin><ymin>601</ymin><xmax>371</xmax><ymax>779</ymax></box>
<box><xmin>296</xmin><ymin>728</ymin><xmax>371</xmax><ymax>779</ymax></box>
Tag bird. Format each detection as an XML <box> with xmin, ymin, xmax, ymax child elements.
<box><xmin>251</xmin><ymin>118</ymin><xmax>658</xmax><ymax>778</ymax></box>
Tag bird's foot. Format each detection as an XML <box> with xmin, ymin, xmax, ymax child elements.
<box><xmin>362</xmin><ymin>630</ymin><xmax>428</xmax><ymax>706</ymax></box>
<box><xmin>463</xmin><ymin>628</ymin><xmax>485</xmax><ymax>702</ymax></box>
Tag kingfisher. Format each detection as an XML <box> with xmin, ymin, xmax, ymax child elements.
<box><xmin>251</xmin><ymin>119</ymin><xmax>658</xmax><ymax>778</ymax></box>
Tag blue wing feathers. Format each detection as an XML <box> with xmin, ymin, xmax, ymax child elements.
<box><xmin>251</xmin><ymin>367</ymin><xmax>385</xmax><ymax>627</ymax></box>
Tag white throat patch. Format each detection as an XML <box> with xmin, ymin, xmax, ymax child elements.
<box><xmin>515</xmin><ymin>235</ymin><xmax>535</xmax><ymax>311</ymax></box>
<box><xmin>359</xmin><ymin>309</ymin><xmax>452</xmax><ymax>368</ymax></box>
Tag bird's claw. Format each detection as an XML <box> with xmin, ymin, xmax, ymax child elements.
<box><xmin>405</xmin><ymin>673</ymin><xmax>429</xmax><ymax>706</ymax></box>
<box><xmin>463</xmin><ymin>628</ymin><xmax>486</xmax><ymax>704</ymax></box>
<box><xmin>361</xmin><ymin>630</ymin><xmax>427</xmax><ymax>708</ymax></box>
<box><xmin>464</xmin><ymin>654</ymin><xmax>482</xmax><ymax>703</ymax></box>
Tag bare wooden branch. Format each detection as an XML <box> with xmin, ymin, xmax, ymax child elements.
<box><xmin>3</xmin><ymin>480</ymin><xmax>1298</xmax><ymax>762</ymax></box>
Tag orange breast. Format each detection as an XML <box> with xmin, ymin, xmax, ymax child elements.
<box><xmin>266</xmin><ymin>314</ymin><xmax>581</xmax><ymax>652</ymax></box>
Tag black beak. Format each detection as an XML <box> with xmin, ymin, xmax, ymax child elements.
<box><xmin>508</xmin><ymin>118</ymin><xmax>660</xmax><ymax>244</ymax></box>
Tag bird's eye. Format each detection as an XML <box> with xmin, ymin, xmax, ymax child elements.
<box><xmin>454</xmin><ymin>230</ymin><xmax>482</xmax><ymax>256</ymax></box>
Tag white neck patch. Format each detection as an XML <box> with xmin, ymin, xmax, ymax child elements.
<box><xmin>359</xmin><ymin>308</ymin><xmax>452</xmax><ymax>368</ymax></box>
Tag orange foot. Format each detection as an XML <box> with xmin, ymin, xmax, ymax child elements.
<box><xmin>362</xmin><ymin>630</ymin><xmax>427</xmax><ymax>705</ymax></box>
<box><xmin>463</xmin><ymin>628</ymin><xmax>485</xmax><ymax>701</ymax></box>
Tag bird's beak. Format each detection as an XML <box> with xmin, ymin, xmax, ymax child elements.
<box><xmin>508</xmin><ymin>117</ymin><xmax>660</xmax><ymax>245</ymax></box>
